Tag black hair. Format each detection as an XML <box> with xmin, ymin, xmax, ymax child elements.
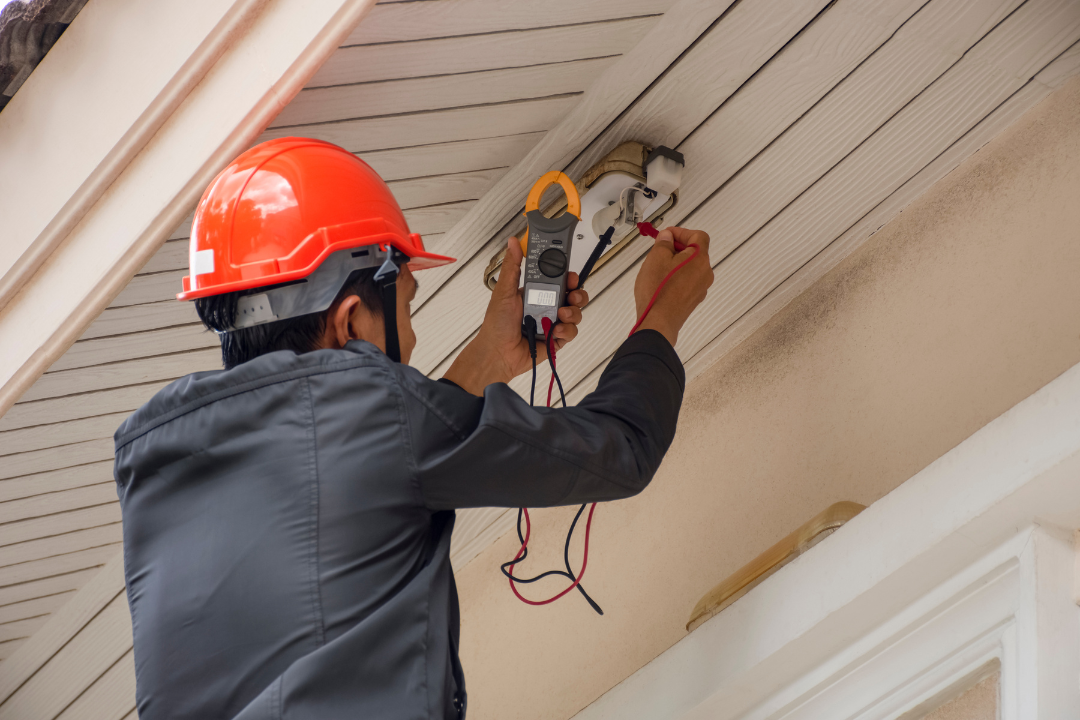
<box><xmin>195</xmin><ymin>268</ymin><xmax>383</xmax><ymax>370</ymax></box>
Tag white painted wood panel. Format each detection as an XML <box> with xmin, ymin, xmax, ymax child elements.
<box><xmin>137</xmin><ymin>239</ymin><xmax>188</xmax><ymax>275</ymax></box>
<box><xmin>0</xmin><ymin>593</ymin><xmax>74</xmax><ymax>627</ymax></box>
<box><xmin>20</xmin><ymin>349</ymin><xmax>220</xmax><ymax>403</ymax></box>
<box><xmin>0</xmin><ymin>546</ymin><xmax>122</xmax><ymax>591</ymax></box>
<box><xmin>0</xmin><ymin>462</ymin><xmax>113</xmax><ymax>504</ymax></box>
<box><xmin>50</xmin><ymin>327</ymin><xmax>213</xmax><ymax>374</ymax></box>
<box><xmin>0</xmin><ymin>568</ymin><xmax>105</xmax><ymax>609</ymax></box>
<box><xmin>0</xmin><ymin>524</ymin><xmax>122</xmax><ymax>570</ymax></box>
<box><xmin>258</xmin><ymin>94</ymin><xmax>579</xmax><ymax>153</ymax></box>
<box><xmin>0</xmin><ymin>639</ymin><xmax>27</xmax><ymax>661</ymax></box>
<box><xmin>273</xmin><ymin>56</ymin><xmax>616</xmax><ymax>128</ymax></box>
<box><xmin>80</xmin><ymin>299</ymin><xmax>200</xmax><ymax>341</ymax></box>
<box><xmin>311</xmin><ymin>16</ymin><xmax>656</xmax><ymax>87</ymax></box>
<box><xmin>344</xmin><ymin>0</ymin><xmax>671</xmax><ymax>46</ymax></box>
<box><xmin>408</xmin><ymin>0</ymin><xmax>835</xmax><ymax>366</ymax></box>
<box><xmin>0</xmin><ymin>504</ymin><xmax>121</xmax><ymax>549</ymax></box>
<box><xmin>404</xmin><ymin>201</ymin><xmax>477</xmax><ymax>238</ymax></box>
<box><xmin>0</xmin><ymin>617</ymin><xmax>49</xmax><ymax>645</ymax></box>
<box><xmin>0</xmin><ymin>413</ymin><xmax>131</xmax><ymax>457</ymax></box>
<box><xmin>110</xmin><ymin>272</ymin><xmax>184</xmax><ymax>309</ymax></box>
<box><xmin>0</xmin><ymin>592</ymin><xmax>132</xmax><ymax>719</ymax></box>
<box><xmin>0</xmin><ymin>554</ymin><xmax>123</xmax><ymax>703</ymax></box>
<box><xmin>389</xmin><ymin>168</ymin><xmax>505</xmax><ymax>211</ymax></box>
<box><xmin>54</xmin><ymin>648</ymin><xmax>135</xmax><ymax>720</ymax></box>
<box><xmin>0</xmin><ymin>484</ymin><xmax>117</xmax><ymax>526</ymax></box>
<box><xmin>537</xmin><ymin>0</ymin><xmax>1080</xmax><ymax>403</ymax></box>
<box><xmin>0</xmin><ymin>440</ymin><xmax>114</xmax><ymax>482</ymax></box>
<box><xmin>364</xmin><ymin>132</ymin><xmax>544</xmax><ymax>183</ymax></box>
<box><xmin>0</xmin><ymin>384</ymin><xmax>170</xmax><ymax>432</ymax></box>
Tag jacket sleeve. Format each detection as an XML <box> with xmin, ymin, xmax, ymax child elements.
<box><xmin>394</xmin><ymin>329</ymin><xmax>685</xmax><ymax>511</ymax></box>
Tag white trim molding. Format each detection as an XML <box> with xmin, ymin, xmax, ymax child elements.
<box><xmin>0</xmin><ymin>0</ymin><xmax>379</xmax><ymax>415</ymax></box>
<box><xmin>576</xmin><ymin>360</ymin><xmax>1080</xmax><ymax>720</ymax></box>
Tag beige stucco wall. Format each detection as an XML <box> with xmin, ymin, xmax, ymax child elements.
<box><xmin>922</xmin><ymin>672</ymin><xmax>999</xmax><ymax>720</ymax></box>
<box><xmin>455</xmin><ymin>76</ymin><xmax>1080</xmax><ymax>720</ymax></box>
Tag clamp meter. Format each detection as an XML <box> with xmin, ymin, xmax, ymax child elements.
<box><xmin>520</xmin><ymin>171</ymin><xmax>581</xmax><ymax>339</ymax></box>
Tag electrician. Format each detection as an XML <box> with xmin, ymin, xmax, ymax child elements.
<box><xmin>114</xmin><ymin>138</ymin><xmax>713</xmax><ymax>719</ymax></box>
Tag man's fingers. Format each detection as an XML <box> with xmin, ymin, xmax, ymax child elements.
<box><xmin>668</xmin><ymin>226</ymin><xmax>711</xmax><ymax>257</ymax></box>
<box><xmin>567</xmin><ymin>288</ymin><xmax>589</xmax><ymax>309</ymax></box>
<box><xmin>553</xmin><ymin>322</ymin><xmax>578</xmax><ymax>344</ymax></box>
<box><xmin>653</xmin><ymin>229</ymin><xmax>678</xmax><ymax>256</ymax></box>
<box><xmin>557</xmin><ymin>305</ymin><xmax>582</xmax><ymax>325</ymax></box>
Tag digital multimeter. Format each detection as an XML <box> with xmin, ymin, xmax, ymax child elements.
<box><xmin>520</xmin><ymin>171</ymin><xmax>581</xmax><ymax>339</ymax></box>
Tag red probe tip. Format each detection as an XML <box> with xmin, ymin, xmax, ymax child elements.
<box><xmin>637</xmin><ymin>221</ymin><xmax>659</xmax><ymax>238</ymax></box>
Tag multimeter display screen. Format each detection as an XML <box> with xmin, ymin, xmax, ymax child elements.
<box><xmin>527</xmin><ymin>289</ymin><xmax>558</xmax><ymax>307</ymax></box>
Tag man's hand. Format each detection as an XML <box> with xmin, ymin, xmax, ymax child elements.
<box><xmin>443</xmin><ymin>237</ymin><xmax>589</xmax><ymax>396</ymax></box>
<box><xmin>633</xmin><ymin>226</ymin><xmax>714</xmax><ymax>347</ymax></box>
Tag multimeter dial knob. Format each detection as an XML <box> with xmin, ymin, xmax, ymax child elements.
<box><xmin>538</xmin><ymin>248</ymin><xmax>567</xmax><ymax>278</ymax></box>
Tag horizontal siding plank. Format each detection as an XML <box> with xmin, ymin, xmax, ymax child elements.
<box><xmin>0</xmin><ymin>504</ymin><xmax>121</xmax><ymax>550</ymax></box>
<box><xmin>0</xmin><ymin>524</ymin><xmax>122</xmax><ymax>571</ymax></box>
<box><xmin>110</xmin><ymin>271</ymin><xmax>183</xmax><ymax>309</ymax></box>
<box><xmin>404</xmin><ymin>201</ymin><xmax>477</xmax><ymax>237</ymax></box>
<box><xmin>0</xmin><ymin>593</ymin><xmax>75</xmax><ymax>626</ymax></box>
<box><xmin>0</xmin><ymin>484</ymin><xmax>118</xmax><ymax>526</ymax></box>
<box><xmin>0</xmin><ymin>545</ymin><xmax>121</xmax><ymax>596</ymax></box>
<box><xmin>50</xmin><ymin>325</ymin><xmax>214</xmax><ymax>373</ymax></box>
<box><xmin>0</xmin><ymin>554</ymin><xmax>124</xmax><ymax>704</ymax></box>
<box><xmin>0</xmin><ymin>414</ymin><xmax>130</xmax><ymax>457</ymax></box>
<box><xmin>22</xmin><ymin>349</ymin><xmax>220</xmax><ymax>403</ymax></box>
<box><xmin>344</xmin><ymin>0</ymin><xmax>671</xmax><ymax>46</ymax></box>
<box><xmin>0</xmin><ymin>440</ymin><xmax>114</xmax><ymax>482</ymax></box>
<box><xmin>0</xmin><ymin>462</ymin><xmax>113</xmax><ymax>504</ymax></box>
<box><xmin>407</xmin><ymin>0</ymin><xmax>822</xmax><ymax>320</ymax></box>
<box><xmin>168</xmin><ymin>211</ymin><xmax>194</xmax><ymax>241</ymax></box>
<box><xmin>1</xmin><ymin>384</ymin><xmax>168</xmax><ymax>432</ymax></box>
<box><xmin>273</xmin><ymin>56</ymin><xmax>615</xmax><ymax>128</ymax></box>
<box><xmin>0</xmin><ymin>567</ymin><xmax>103</xmax><ymax>609</ymax></box>
<box><xmin>311</xmin><ymin>16</ymin><xmax>655</xmax><ymax>87</ymax></box>
<box><xmin>0</xmin><ymin>616</ymin><xmax>47</xmax><ymax>644</ymax></box>
<box><xmin>0</xmin><ymin>638</ymin><xmax>26</xmax><ymax>661</ymax></box>
<box><xmin>521</xmin><ymin>0</ymin><xmax>1080</xmax><ymax>404</ymax></box>
<box><xmin>0</xmin><ymin>591</ymin><xmax>132</xmax><ymax>720</ymax></box>
<box><xmin>55</xmin><ymin>648</ymin><xmax>136</xmax><ymax>720</ymax></box>
<box><xmin>362</xmin><ymin>132</ymin><xmax>544</xmax><ymax>183</ymax></box>
<box><xmin>138</xmin><ymin>239</ymin><xmax>188</xmax><ymax>275</ymax></box>
<box><xmin>79</xmin><ymin>299</ymin><xmax>200</xmax><ymax>341</ymax></box>
<box><xmin>388</xmin><ymin>168</ymin><xmax>505</xmax><ymax>210</ymax></box>
<box><xmin>258</xmin><ymin>94</ymin><xmax>578</xmax><ymax>154</ymax></box>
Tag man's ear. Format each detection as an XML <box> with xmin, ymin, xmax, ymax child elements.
<box><xmin>329</xmin><ymin>295</ymin><xmax>362</xmax><ymax>349</ymax></box>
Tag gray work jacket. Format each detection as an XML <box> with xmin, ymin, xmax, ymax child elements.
<box><xmin>114</xmin><ymin>330</ymin><xmax>684</xmax><ymax>719</ymax></box>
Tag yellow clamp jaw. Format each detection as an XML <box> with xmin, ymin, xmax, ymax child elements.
<box><xmin>519</xmin><ymin>171</ymin><xmax>580</xmax><ymax>255</ymax></box>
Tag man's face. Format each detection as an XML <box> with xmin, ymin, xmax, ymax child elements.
<box><xmin>396</xmin><ymin>265</ymin><xmax>418</xmax><ymax>365</ymax></box>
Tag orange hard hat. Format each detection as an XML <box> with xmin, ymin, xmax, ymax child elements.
<box><xmin>178</xmin><ymin>137</ymin><xmax>454</xmax><ymax>302</ymax></box>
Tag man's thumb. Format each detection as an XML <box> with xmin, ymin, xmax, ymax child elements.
<box><xmin>496</xmin><ymin>236</ymin><xmax>523</xmax><ymax>296</ymax></box>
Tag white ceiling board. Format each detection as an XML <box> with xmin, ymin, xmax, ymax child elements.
<box><xmin>0</xmin><ymin>568</ymin><xmax>104</xmax><ymax>609</ymax></box>
<box><xmin>19</xmin><ymin>349</ymin><xmax>220</xmax><ymax>403</ymax></box>
<box><xmin>0</xmin><ymin>413</ymin><xmax>131</xmax><ymax>457</ymax></box>
<box><xmin>0</xmin><ymin>594</ymin><xmax>75</xmax><ymax>627</ymax></box>
<box><xmin>404</xmin><ymin>201</ymin><xmax>478</xmax><ymax>237</ymax></box>
<box><xmin>0</xmin><ymin>524</ymin><xmax>122</xmax><ymax>571</ymax></box>
<box><xmin>388</xmin><ymin>168</ymin><xmax>506</xmax><ymax>211</ymax></box>
<box><xmin>50</xmin><ymin>326</ymin><xmax>214</xmax><ymax>374</ymax></box>
<box><xmin>0</xmin><ymin>462</ymin><xmax>114</xmax><ymax>504</ymax></box>
<box><xmin>110</xmin><ymin>271</ymin><xmax>186</xmax><ymax>309</ymax></box>
<box><xmin>520</xmin><ymin>0</ymin><xmax>1080</xmax><ymax>406</ymax></box>
<box><xmin>0</xmin><ymin>545</ymin><xmax>121</xmax><ymax>590</ymax></box>
<box><xmin>272</xmin><ymin>56</ymin><xmax>617</xmax><ymax>128</ymax></box>
<box><xmin>79</xmin><ymin>300</ymin><xmax>200</xmax><ymax>341</ymax></box>
<box><xmin>137</xmin><ymin>240</ymin><xmax>188</xmax><ymax>275</ymax></box>
<box><xmin>0</xmin><ymin>384</ymin><xmax>172</xmax><ymax>433</ymax></box>
<box><xmin>0</xmin><ymin>639</ymin><xmax>27</xmax><ymax>661</ymax></box>
<box><xmin>0</xmin><ymin>505</ymin><xmax>121</xmax><ymax>550</ymax></box>
<box><xmin>407</xmin><ymin>0</ymin><xmax>834</xmax><ymax>367</ymax></box>
<box><xmin>0</xmin><ymin>618</ymin><xmax>48</xmax><ymax>646</ymax></box>
<box><xmin>0</xmin><ymin>440</ymin><xmax>114</xmax><ymax>482</ymax></box>
<box><xmin>343</xmin><ymin>0</ymin><xmax>672</xmax><ymax>46</ymax></box>
<box><xmin>258</xmin><ymin>94</ymin><xmax>579</xmax><ymax>153</ymax></box>
<box><xmin>0</xmin><ymin>484</ymin><xmax>117</xmax><ymax>527</ymax></box>
<box><xmin>310</xmin><ymin>16</ymin><xmax>657</xmax><ymax>87</ymax></box>
<box><xmin>363</xmin><ymin>132</ymin><xmax>545</xmax><ymax>182</ymax></box>
<box><xmin>53</xmin><ymin>648</ymin><xmax>135</xmax><ymax>720</ymax></box>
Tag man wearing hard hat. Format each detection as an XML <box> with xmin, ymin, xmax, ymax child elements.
<box><xmin>114</xmin><ymin>138</ymin><xmax>713</xmax><ymax>719</ymax></box>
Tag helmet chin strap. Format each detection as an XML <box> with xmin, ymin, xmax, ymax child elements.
<box><xmin>374</xmin><ymin>251</ymin><xmax>401</xmax><ymax>363</ymax></box>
